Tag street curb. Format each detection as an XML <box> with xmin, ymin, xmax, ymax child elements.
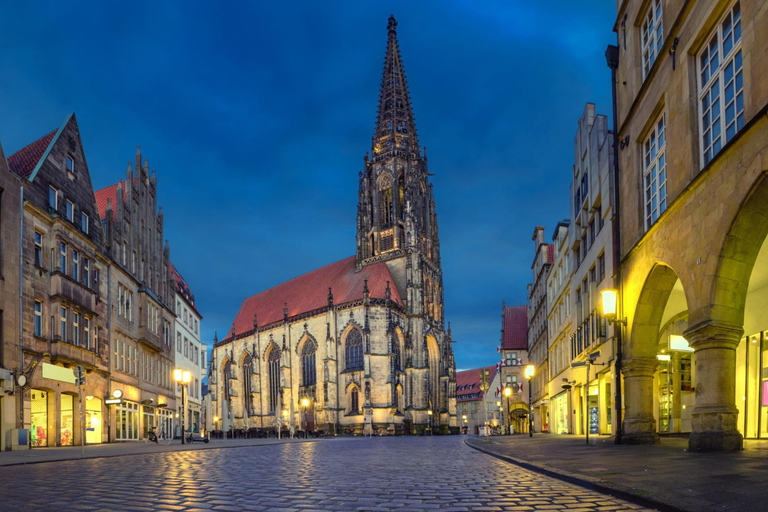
<box><xmin>464</xmin><ymin>438</ymin><xmax>687</xmax><ymax>512</ymax></box>
<box><xmin>0</xmin><ymin>438</ymin><xmax>324</xmax><ymax>467</ymax></box>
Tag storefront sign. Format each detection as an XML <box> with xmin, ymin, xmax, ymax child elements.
<box><xmin>105</xmin><ymin>398</ymin><xmax>123</xmax><ymax>405</ymax></box>
<box><xmin>41</xmin><ymin>363</ymin><xmax>76</xmax><ymax>384</ymax></box>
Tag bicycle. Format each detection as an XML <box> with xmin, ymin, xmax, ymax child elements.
<box><xmin>145</xmin><ymin>426</ymin><xmax>173</xmax><ymax>445</ymax></box>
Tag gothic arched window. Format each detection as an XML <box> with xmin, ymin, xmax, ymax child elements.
<box><xmin>243</xmin><ymin>355</ymin><xmax>254</xmax><ymax>416</ymax></box>
<box><xmin>393</xmin><ymin>336</ymin><xmax>402</xmax><ymax>372</ymax></box>
<box><xmin>345</xmin><ymin>329</ymin><xmax>364</xmax><ymax>371</ymax></box>
<box><xmin>267</xmin><ymin>347</ymin><xmax>280</xmax><ymax>413</ymax></box>
<box><xmin>302</xmin><ymin>340</ymin><xmax>317</xmax><ymax>387</ymax></box>
<box><xmin>350</xmin><ymin>386</ymin><xmax>360</xmax><ymax>414</ymax></box>
<box><xmin>381</xmin><ymin>187</ymin><xmax>394</xmax><ymax>228</ymax></box>
<box><xmin>223</xmin><ymin>360</ymin><xmax>232</xmax><ymax>402</ymax></box>
<box><xmin>398</xmin><ymin>175</ymin><xmax>405</xmax><ymax>221</ymax></box>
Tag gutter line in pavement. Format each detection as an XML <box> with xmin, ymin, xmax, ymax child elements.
<box><xmin>464</xmin><ymin>438</ymin><xmax>686</xmax><ymax>512</ymax></box>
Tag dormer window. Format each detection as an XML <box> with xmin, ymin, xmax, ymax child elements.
<box><xmin>66</xmin><ymin>155</ymin><xmax>75</xmax><ymax>173</ymax></box>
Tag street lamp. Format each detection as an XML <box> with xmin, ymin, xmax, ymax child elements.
<box><xmin>173</xmin><ymin>369</ymin><xmax>191</xmax><ymax>444</ymax></box>
<box><xmin>301</xmin><ymin>397</ymin><xmax>310</xmax><ymax>438</ymax></box>
<box><xmin>524</xmin><ymin>365</ymin><xmax>535</xmax><ymax>437</ymax></box>
<box><xmin>503</xmin><ymin>386</ymin><xmax>512</xmax><ymax>435</ymax></box>
<box><xmin>427</xmin><ymin>409</ymin><xmax>433</xmax><ymax>435</ymax></box>
<box><xmin>213</xmin><ymin>416</ymin><xmax>219</xmax><ymax>436</ymax></box>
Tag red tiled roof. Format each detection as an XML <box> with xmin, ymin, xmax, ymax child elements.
<box><xmin>221</xmin><ymin>256</ymin><xmax>402</xmax><ymax>342</ymax></box>
<box><xmin>170</xmin><ymin>261</ymin><xmax>202</xmax><ymax>319</ymax></box>
<box><xmin>502</xmin><ymin>305</ymin><xmax>528</xmax><ymax>350</ymax></box>
<box><xmin>94</xmin><ymin>182</ymin><xmax>127</xmax><ymax>221</ymax></box>
<box><xmin>7</xmin><ymin>129</ymin><xmax>57</xmax><ymax>179</ymax></box>
<box><xmin>547</xmin><ymin>244</ymin><xmax>555</xmax><ymax>263</ymax></box>
<box><xmin>456</xmin><ymin>366</ymin><xmax>497</xmax><ymax>402</ymax></box>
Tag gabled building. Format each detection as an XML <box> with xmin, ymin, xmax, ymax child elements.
<box><xmin>95</xmin><ymin>147</ymin><xmax>176</xmax><ymax>442</ymax></box>
<box><xmin>171</xmin><ymin>262</ymin><xmax>205</xmax><ymax>435</ymax></box>
<box><xmin>8</xmin><ymin>114</ymin><xmax>111</xmax><ymax>447</ymax></box>
<box><xmin>499</xmin><ymin>304</ymin><xmax>529</xmax><ymax>434</ymax></box>
<box><xmin>527</xmin><ymin>227</ymin><xmax>554</xmax><ymax>432</ymax></box>
<box><xmin>0</xmin><ymin>136</ymin><xmax>21</xmax><ymax>450</ymax></box>
<box><xmin>210</xmin><ymin>16</ymin><xmax>457</xmax><ymax>436</ymax></box>
<box><xmin>456</xmin><ymin>366</ymin><xmax>500</xmax><ymax>434</ymax></box>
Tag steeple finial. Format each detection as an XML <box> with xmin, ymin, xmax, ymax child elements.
<box><xmin>371</xmin><ymin>15</ymin><xmax>419</xmax><ymax>158</ymax></box>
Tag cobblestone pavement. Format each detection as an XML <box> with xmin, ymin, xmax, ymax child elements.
<box><xmin>0</xmin><ymin>436</ymin><xmax>653</xmax><ymax>511</ymax></box>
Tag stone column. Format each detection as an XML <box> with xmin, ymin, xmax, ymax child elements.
<box><xmin>685</xmin><ymin>321</ymin><xmax>743</xmax><ymax>452</ymax></box>
<box><xmin>622</xmin><ymin>357</ymin><xmax>659</xmax><ymax>444</ymax></box>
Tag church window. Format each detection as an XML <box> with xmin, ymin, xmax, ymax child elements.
<box><xmin>381</xmin><ymin>186</ymin><xmax>394</xmax><ymax>228</ymax></box>
<box><xmin>393</xmin><ymin>337</ymin><xmax>402</xmax><ymax>372</ymax></box>
<box><xmin>345</xmin><ymin>329</ymin><xmax>364</xmax><ymax>370</ymax></box>
<box><xmin>268</xmin><ymin>347</ymin><xmax>280</xmax><ymax>413</ymax></box>
<box><xmin>350</xmin><ymin>387</ymin><xmax>360</xmax><ymax>414</ymax></box>
<box><xmin>243</xmin><ymin>355</ymin><xmax>254</xmax><ymax>416</ymax></box>
<box><xmin>301</xmin><ymin>340</ymin><xmax>317</xmax><ymax>387</ymax></box>
<box><xmin>223</xmin><ymin>360</ymin><xmax>232</xmax><ymax>402</ymax></box>
<box><xmin>398</xmin><ymin>175</ymin><xmax>405</xmax><ymax>221</ymax></box>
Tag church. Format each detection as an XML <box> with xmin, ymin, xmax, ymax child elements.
<box><xmin>210</xmin><ymin>16</ymin><xmax>457</xmax><ymax>435</ymax></box>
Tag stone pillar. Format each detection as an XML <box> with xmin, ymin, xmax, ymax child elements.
<box><xmin>622</xmin><ymin>357</ymin><xmax>659</xmax><ymax>444</ymax></box>
<box><xmin>685</xmin><ymin>321</ymin><xmax>743</xmax><ymax>452</ymax></box>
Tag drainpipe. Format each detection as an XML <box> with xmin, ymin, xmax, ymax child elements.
<box><xmin>17</xmin><ymin>182</ymin><xmax>24</xmax><ymax>429</ymax></box>
<box><xmin>606</xmin><ymin>44</ymin><xmax>623</xmax><ymax>445</ymax></box>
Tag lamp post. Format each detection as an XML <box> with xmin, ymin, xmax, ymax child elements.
<box><xmin>524</xmin><ymin>365</ymin><xmax>535</xmax><ymax>437</ymax></box>
<box><xmin>174</xmin><ymin>369</ymin><xmax>191</xmax><ymax>444</ymax></box>
<box><xmin>601</xmin><ymin>288</ymin><xmax>627</xmax><ymax>444</ymax></box>
<box><xmin>504</xmin><ymin>386</ymin><xmax>512</xmax><ymax>435</ymax></box>
<box><xmin>427</xmin><ymin>409</ymin><xmax>433</xmax><ymax>435</ymax></box>
<box><xmin>301</xmin><ymin>397</ymin><xmax>310</xmax><ymax>438</ymax></box>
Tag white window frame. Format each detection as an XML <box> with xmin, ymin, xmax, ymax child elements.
<box><xmin>698</xmin><ymin>1</ymin><xmax>743</xmax><ymax>167</ymax></box>
<box><xmin>643</xmin><ymin>113</ymin><xmax>667</xmax><ymax>230</ymax></box>
<box><xmin>83</xmin><ymin>257</ymin><xmax>90</xmax><ymax>287</ymax></box>
<box><xmin>72</xmin><ymin>311</ymin><xmax>80</xmax><ymax>346</ymax></box>
<box><xmin>641</xmin><ymin>0</ymin><xmax>663</xmax><ymax>80</ymax></box>
<box><xmin>72</xmin><ymin>249</ymin><xmax>79</xmax><ymax>281</ymax></box>
<box><xmin>59</xmin><ymin>241</ymin><xmax>67</xmax><ymax>273</ymax></box>
<box><xmin>81</xmin><ymin>212</ymin><xmax>89</xmax><ymax>234</ymax></box>
<box><xmin>66</xmin><ymin>200</ymin><xmax>74</xmax><ymax>222</ymax></box>
<box><xmin>60</xmin><ymin>306</ymin><xmax>68</xmax><ymax>342</ymax></box>
<box><xmin>83</xmin><ymin>316</ymin><xmax>90</xmax><ymax>350</ymax></box>
<box><xmin>34</xmin><ymin>231</ymin><xmax>43</xmax><ymax>267</ymax></box>
<box><xmin>49</xmin><ymin>186</ymin><xmax>58</xmax><ymax>210</ymax></box>
<box><xmin>66</xmin><ymin>154</ymin><xmax>75</xmax><ymax>173</ymax></box>
<box><xmin>34</xmin><ymin>300</ymin><xmax>43</xmax><ymax>337</ymax></box>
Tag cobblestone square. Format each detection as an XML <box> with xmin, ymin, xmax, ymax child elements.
<box><xmin>0</xmin><ymin>437</ymin><xmax>650</xmax><ymax>511</ymax></box>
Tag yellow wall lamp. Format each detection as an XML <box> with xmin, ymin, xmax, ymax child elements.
<box><xmin>600</xmin><ymin>288</ymin><xmax>627</xmax><ymax>326</ymax></box>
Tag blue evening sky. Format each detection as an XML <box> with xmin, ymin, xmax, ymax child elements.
<box><xmin>0</xmin><ymin>1</ymin><xmax>616</xmax><ymax>371</ymax></box>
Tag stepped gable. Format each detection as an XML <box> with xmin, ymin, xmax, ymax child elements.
<box><xmin>7</xmin><ymin>129</ymin><xmax>57</xmax><ymax>179</ymax></box>
<box><xmin>502</xmin><ymin>305</ymin><xmax>528</xmax><ymax>350</ymax></box>
<box><xmin>222</xmin><ymin>255</ymin><xmax>402</xmax><ymax>342</ymax></box>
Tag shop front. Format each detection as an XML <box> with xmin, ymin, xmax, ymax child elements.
<box><xmin>116</xmin><ymin>400</ymin><xmax>140</xmax><ymax>441</ymax></box>
<box><xmin>60</xmin><ymin>394</ymin><xmax>75</xmax><ymax>446</ymax></box>
<box><xmin>85</xmin><ymin>397</ymin><xmax>103</xmax><ymax>444</ymax></box>
<box><xmin>736</xmin><ymin>331</ymin><xmax>768</xmax><ymax>439</ymax></box>
<box><xmin>551</xmin><ymin>391</ymin><xmax>569</xmax><ymax>434</ymax></box>
<box><xmin>30</xmin><ymin>389</ymin><xmax>49</xmax><ymax>447</ymax></box>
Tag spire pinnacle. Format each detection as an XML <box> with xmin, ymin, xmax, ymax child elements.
<box><xmin>372</xmin><ymin>15</ymin><xmax>418</xmax><ymax>159</ymax></box>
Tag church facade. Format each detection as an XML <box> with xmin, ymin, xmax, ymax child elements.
<box><xmin>210</xmin><ymin>16</ymin><xmax>457</xmax><ymax>435</ymax></box>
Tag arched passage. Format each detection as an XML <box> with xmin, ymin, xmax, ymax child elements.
<box><xmin>425</xmin><ymin>334</ymin><xmax>439</xmax><ymax>417</ymax></box>
<box><xmin>701</xmin><ymin>174</ymin><xmax>768</xmax><ymax>451</ymax></box>
<box><xmin>624</xmin><ymin>264</ymin><xmax>690</xmax><ymax>444</ymax></box>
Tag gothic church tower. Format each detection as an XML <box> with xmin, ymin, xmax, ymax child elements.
<box><xmin>357</xmin><ymin>16</ymin><xmax>453</xmax><ymax>420</ymax></box>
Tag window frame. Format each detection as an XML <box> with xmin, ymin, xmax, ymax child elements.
<box><xmin>34</xmin><ymin>300</ymin><xmax>43</xmax><ymax>337</ymax></box>
<box><xmin>66</xmin><ymin>200</ymin><xmax>75</xmax><ymax>222</ymax></box>
<box><xmin>643</xmin><ymin>112</ymin><xmax>667</xmax><ymax>230</ymax></box>
<box><xmin>697</xmin><ymin>1</ymin><xmax>743</xmax><ymax>167</ymax></box>
<box><xmin>34</xmin><ymin>231</ymin><xmax>43</xmax><ymax>267</ymax></box>
<box><xmin>81</xmin><ymin>212</ymin><xmax>89</xmax><ymax>234</ymax></box>
<box><xmin>66</xmin><ymin>154</ymin><xmax>75</xmax><ymax>173</ymax></box>
<box><xmin>641</xmin><ymin>0</ymin><xmax>664</xmax><ymax>80</ymax></box>
<box><xmin>48</xmin><ymin>186</ymin><xmax>58</xmax><ymax>210</ymax></box>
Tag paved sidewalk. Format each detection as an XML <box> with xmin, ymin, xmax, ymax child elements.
<box><xmin>0</xmin><ymin>435</ymin><xmax>319</xmax><ymax>466</ymax></box>
<box><xmin>466</xmin><ymin>434</ymin><xmax>768</xmax><ymax>512</ymax></box>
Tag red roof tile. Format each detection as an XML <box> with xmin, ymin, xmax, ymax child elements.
<box><xmin>170</xmin><ymin>261</ymin><xmax>202</xmax><ymax>319</ymax></box>
<box><xmin>221</xmin><ymin>256</ymin><xmax>402</xmax><ymax>342</ymax></box>
<box><xmin>502</xmin><ymin>305</ymin><xmax>528</xmax><ymax>350</ymax></box>
<box><xmin>94</xmin><ymin>182</ymin><xmax>127</xmax><ymax>221</ymax></box>
<box><xmin>456</xmin><ymin>366</ymin><xmax>497</xmax><ymax>402</ymax></box>
<box><xmin>7</xmin><ymin>129</ymin><xmax>57</xmax><ymax>179</ymax></box>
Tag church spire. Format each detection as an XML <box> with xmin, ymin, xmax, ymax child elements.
<box><xmin>372</xmin><ymin>15</ymin><xmax>419</xmax><ymax>160</ymax></box>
